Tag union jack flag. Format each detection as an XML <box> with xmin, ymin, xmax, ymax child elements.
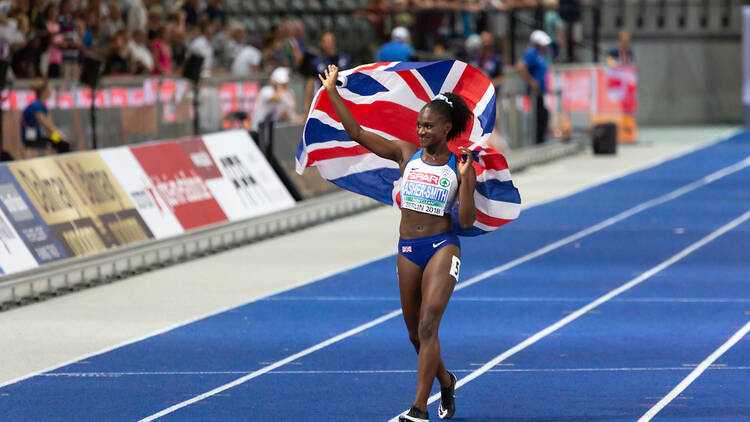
<box><xmin>295</xmin><ymin>60</ymin><xmax>521</xmax><ymax>236</ymax></box>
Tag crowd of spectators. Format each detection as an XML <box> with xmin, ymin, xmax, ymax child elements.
<box><xmin>0</xmin><ymin>0</ymin><xmax>296</xmax><ymax>79</ymax></box>
<box><xmin>0</xmin><ymin>0</ymin><xmax>588</xmax><ymax>82</ymax></box>
<box><xmin>0</xmin><ymin>0</ymin><xmax>600</xmax><ymax>156</ymax></box>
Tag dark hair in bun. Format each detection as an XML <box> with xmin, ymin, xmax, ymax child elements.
<box><xmin>424</xmin><ymin>92</ymin><xmax>472</xmax><ymax>142</ymax></box>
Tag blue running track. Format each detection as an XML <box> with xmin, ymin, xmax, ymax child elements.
<box><xmin>2</xmin><ymin>131</ymin><xmax>750</xmax><ymax>421</ymax></box>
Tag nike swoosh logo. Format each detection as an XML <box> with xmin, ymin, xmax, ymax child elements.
<box><xmin>432</xmin><ymin>240</ymin><xmax>447</xmax><ymax>248</ymax></box>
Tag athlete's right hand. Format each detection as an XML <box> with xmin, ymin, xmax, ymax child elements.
<box><xmin>318</xmin><ymin>64</ymin><xmax>339</xmax><ymax>91</ymax></box>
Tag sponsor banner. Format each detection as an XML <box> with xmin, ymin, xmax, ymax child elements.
<box><xmin>596</xmin><ymin>66</ymin><xmax>638</xmax><ymax>114</ymax></box>
<box><xmin>201</xmin><ymin>131</ymin><xmax>295</xmax><ymax>219</ymax></box>
<box><xmin>0</xmin><ymin>166</ymin><xmax>68</xmax><ymax>265</ymax></box>
<box><xmin>8</xmin><ymin>157</ymin><xmax>115</xmax><ymax>257</ymax></box>
<box><xmin>4</xmin><ymin>81</ymin><xmax>260</xmax><ymax>113</ymax></box>
<box><xmin>0</xmin><ymin>205</ymin><xmax>39</xmax><ymax>275</ymax></box>
<box><xmin>130</xmin><ymin>141</ymin><xmax>228</xmax><ymax>230</ymax></box>
<box><xmin>179</xmin><ymin>137</ymin><xmax>252</xmax><ymax>221</ymax></box>
<box><xmin>560</xmin><ymin>69</ymin><xmax>592</xmax><ymax>112</ymax></box>
<box><xmin>55</xmin><ymin>152</ymin><xmax>154</xmax><ymax>247</ymax></box>
<box><xmin>98</xmin><ymin>147</ymin><xmax>184</xmax><ymax>239</ymax></box>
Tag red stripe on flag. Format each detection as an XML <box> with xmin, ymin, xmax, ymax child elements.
<box><xmin>315</xmin><ymin>94</ymin><xmax>420</xmax><ymax>145</ymax></box>
<box><xmin>451</xmin><ymin>65</ymin><xmax>491</xmax><ymax>111</ymax></box>
<box><xmin>476</xmin><ymin>208</ymin><xmax>513</xmax><ymax>228</ymax></box>
<box><xmin>354</xmin><ymin>62</ymin><xmax>393</xmax><ymax>72</ymax></box>
<box><xmin>307</xmin><ymin>145</ymin><xmax>371</xmax><ymax>165</ymax></box>
<box><xmin>396</xmin><ymin>71</ymin><xmax>432</xmax><ymax>103</ymax></box>
<box><xmin>479</xmin><ymin>153</ymin><xmax>509</xmax><ymax>171</ymax></box>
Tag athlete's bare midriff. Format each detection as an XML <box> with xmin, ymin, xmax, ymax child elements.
<box><xmin>399</xmin><ymin>209</ymin><xmax>454</xmax><ymax>239</ymax></box>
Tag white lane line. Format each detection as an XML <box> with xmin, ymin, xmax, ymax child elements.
<box><xmin>2</xmin><ymin>133</ymin><xmax>744</xmax><ymax>393</ymax></box>
<box><xmin>637</xmin><ymin>320</ymin><xmax>750</xmax><ymax>421</ymax></box>
<box><xmin>138</xmin><ymin>310</ymin><xmax>402</xmax><ymax>422</ymax></box>
<box><xmin>40</xmin><ymin>366</ymin><xmax>750</xmax><ymax>377</ymax></box>
<box><xmin>266</xmin><ymin>296</ymin><xmax>750</xmax><ymax>304</ymax></box>
<box><xmin>388</xmin><ymin>209</ymin><xmax>750</xmax><ymax>422</ymax></box>
<box><xmin>0</xmin><ymin>250</ymin><xmax>397</xmax><ymax>390</ymax></box>
<box><xmin>139</xmin><ymin>158</ymin><xmax>750</xmax><ymax>421</ymax></box>
<box><xmin>454</xmin><ymin>157</ymin><xmax>750</xmax><ymax>293</ymax></box>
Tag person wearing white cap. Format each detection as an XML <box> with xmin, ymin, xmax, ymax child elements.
<box><xmin>516</xmin><ymin>29</ymin><xmax>551</xmax><ymax>144</ymax></box>
<box><xmin>250</xmin><ymin>67</ymin><xmax>300</xmax><ymax>132</ymax></box>
<box><xmin>377</xmin><ymin>26</ymin><xmax>414</xmax><ymax>62</ymax></box>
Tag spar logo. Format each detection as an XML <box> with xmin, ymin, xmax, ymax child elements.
<box><xmin>439</xmin><ymin>178</ymin><xmax>450</xmax><ymax>188</ymax></box>
<box><xmin>407</xmin><ymin>171</ymin><xmax>439</xmax><ymax>185</ymax></box>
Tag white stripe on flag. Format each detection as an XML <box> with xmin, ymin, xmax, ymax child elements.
<box><xmin>478</xmin><ymin>168</ymin><xmax>513</xmax><ymax>183</ymax></box>
<box><xmin>316</xmin><ymin>154</ymin><xmax>399</xmax><ymax>180</ymax></box>
<box><xmin>474</xmin><ymin>192</ymin><xmax>522</xmax><ymax>220</ymax></box>
<box><xmin>439</xmin><ymin>61</ymin><xmax>467</xmax><ymax>95</ymax></box>
<box><xmin>470</xmin><ymin>85</ymin><xmax>498</xmax><ymax>143</ymax></box>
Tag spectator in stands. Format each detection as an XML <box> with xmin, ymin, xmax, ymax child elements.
<box><xmin>8</xmin><ymin>14</ymin><xmax>41</xmax><ymax>78</ymax></box>
<box><xmin>188</xmin><ymin>19</ymin><xmax>215</xmax><ymax>74</ymax></box>
<box><xmin>390</xmin><ymin>0</ymin><xmax>413</xmax><ymax>30</ymax></box>
<box><xmin>81</xmin><ymin>12</ymin><xmax>104</xmax><ymax>57</ymax></box>
<box><xmin>517</xmin><ymin>30</ymin><xmax>550</xmax><ymax>144</ymax></box>
<box><xmin>181</xmin><ymin>0</ymin><xmax>200</xmax><ymax>29</ymax></box>
<box><xmin>377</xmin><ymin>26</ymin><xmax>414</xmax><ymax>62</ymax></box>
<box><xmin>129</xmin><ymin>29</ymin><xmax>154</xmax><ymax>74</ymax></box>
<box><xmin>43</xmin><ymin>3</ymin><xmax>63</xmax><ymax>78</ymax></box>
<box><xmin>28</xmin><ymin>0</ymin><xmax>46</xmax><ymax>31</ymax></box>
<box><xmin>251</xmin><ymin>67</ymin><xmax>300</xmax><ymax>133</ymax></box>
<box><xmin>543</xmin><ymin>0</ymin><xmax>566</xmax><ymax>63</ymax></box>
<box><xmin>459</xmin><ymin>0</ymin><xmax>487</xmax><ymax>38</ymax></box>
<box><xmin>262</xmin><ymin>20</ymin><xmax>302</xmax><ymax>73</ymax></box>
<box><xmin>170</xmin><ymin>25</ymin><xmax>188</xmax><ymax>70</ymax></box>
<box><xmin>359</xmin><ymin>0</ymin><xmax>391</xmax><ymax>42</ymax></box>
<box><xmin>166</xmin><ymin>9</ymin><xmax>186</xmax><ymax>41</ymax></box>
<box><xmin>287</xmin><ymin>19</ymin><xmax>305</xmax><ymax>70</ymax></box>
<box><xmin>412</xmin><ymin>0</ymin><xmax>447</xmax><ymax>52</ymax></box>
<box><xmin>104</xmin><ymin>29</ymin><xmax>132</xmax><ymax>75</ymax></box>
<box><xmin>558</xmin><ymin>0</ymin><xmax>581</xmax><ymax>62</ymax></box>
<box><xmin>147</xmin><ymin>5</ymin><xmax>164</xmax><ymax>41</ymax></box>
<box><xmin>151</xmin><ymin>26</ymin><xmax>172</xmax><ymax>75</ymax></box>
<box><xmin>21</xmin><ymin>79</ymin><xmax>71</xmax><ymax>154</ymax></box>
<box><xmin>606</xmin><ymin>29</ymin><xmax>634</xmax><ymax>67</ymax></box>
<box><xmin>204</xmin><ymin>0</ymin><xmax>226</xmax><ymax>27</ymax></box>
<box><xmin>1</xmin><ymin>11</ymin><xmax>26</xmax><ymax>62</ymax></box>
<box><xmin>58</xmin><ymin>0</ymin><xmax>80</xmax><ymax>80</ymax></box>
<box><xmin>100</xmin><ymin>3</ymin><xmax>124</xmax><ymax>43</ymax></box>
<box><xmin>303</xmin><ymin>30</ymin><xmax>351</xmax><ymax>115</ymax></box>
<box><xmin>211</xmin><ymin>21</ymin><xmax>234</xmax><ymax>69</ymax></box>
<box><xmin>127</xmin><ymin>0</ymin><xmax>148</xmax><ymax>34</ymax></box>
<box><xmin>229</xmin><ymin>25</ymin><xmax>262</xmax><ymax>77</ymax></box>
<box><xmin>470</xmin><ymin>31</ymin><xmax>503</xmax><ymax>88</ymax></box>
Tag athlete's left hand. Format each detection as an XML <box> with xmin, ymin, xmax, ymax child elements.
<box><xmin>457</xmin><ymin>147</ymin><xmax>475</xmax><ymax>180</ymax></box>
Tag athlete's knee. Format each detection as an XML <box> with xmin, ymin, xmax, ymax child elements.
<box><xmin>418</xmin><ymin>312</ymin><xmax>438</xmax><ymax>341</ymax></box>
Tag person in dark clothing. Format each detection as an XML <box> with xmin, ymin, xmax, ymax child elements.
<box><xmin>558</xmin><ymin>0</ymin><xmax>581</xmax><ymax>62</ymax></box>
<box><xmin>606</xmin><ymin>29</ymin><xmax>635</xmax><ymax>66</ymax></box>
<box><xmin>21</xmin><ymin>80</ymin><xmax>71</xmax><ymax>153</ymax></box>
<box><xmin>516</xmin><ymin>30</ymin><xmax>551</xmax><ymax>144</ymax></box>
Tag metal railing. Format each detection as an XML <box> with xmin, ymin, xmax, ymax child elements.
<box><xmin>0</xmin><ymin>190</ymin><xmax>381</xmax><ymax>308</ymax></box>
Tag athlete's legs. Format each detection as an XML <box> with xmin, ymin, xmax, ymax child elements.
<box><xmin>397</xmin><ymin>254</ymin><xmax>451</xmax><ymax>406</ymax></box>
<box><xmin>412</xmin><ymin>245</ymin><xmax>459</xmax><ymax>411</ymax></box>
<box><xmin>397</xmin><ymin>254</ymin><xmax>423</xmax><ymax>352</ymax></box>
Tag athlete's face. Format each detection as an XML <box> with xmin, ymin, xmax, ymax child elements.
<box><xmin>416</xmin><ymin>107</ymin><xmax>451</xmax><ymax>147</ymax></box>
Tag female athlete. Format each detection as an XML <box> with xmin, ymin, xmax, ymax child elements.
<box><xmin>319</xmin><ymin>64</ymin><xmax>476</xmax><ymax>421</ymax></box>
